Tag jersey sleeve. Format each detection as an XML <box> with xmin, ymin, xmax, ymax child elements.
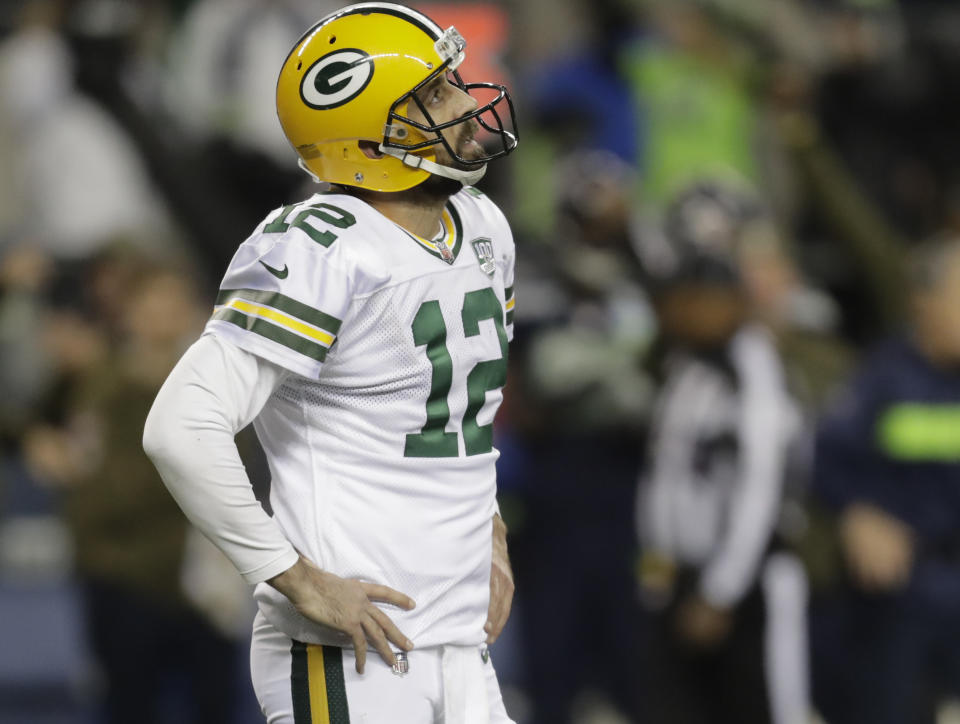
<box><xmin>504</xmin><ymin>253</ymin><xmax>516</xmax><ymax>343</ymax></box>
<box><xmin>205</xmin><ymin>201</ymin><xmax>362</xmax><ymax>379</ymax></box>
<box><xmin>499</xmin><ymin>207</ymin><xmax>516</xmax><ymax>343</ymax></box>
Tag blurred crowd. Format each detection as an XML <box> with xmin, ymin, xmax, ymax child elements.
<box><xmin>1</xmin><ymin>0</ymin><xmax>960</xmax><ymax>723</ymax></box>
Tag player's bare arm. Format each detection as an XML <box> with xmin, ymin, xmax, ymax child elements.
<box><xmin>485</xmin><ymin>513</ymin><xmax>514</xmax><ymax>644</ymax></box>
<box><xmin>268</xmin><ymin>556</ymin><xmax>415</xmax><ymax>674</ymax></box>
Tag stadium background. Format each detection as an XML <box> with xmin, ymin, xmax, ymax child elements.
<box><xmin>1</xmin><ymin>0</ymin><xmax>959</xmax><ymax>722</ymax></box>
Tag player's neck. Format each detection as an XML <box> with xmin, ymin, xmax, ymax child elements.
<box><xmin>341</xmin><ymin>179</ymin><xmax>459</xmax><ymax>240</ymax></box>
<box><xmin>366</xmin><ymin>193</ymin><xmax>448</xmax><ymax>239</ymax></box>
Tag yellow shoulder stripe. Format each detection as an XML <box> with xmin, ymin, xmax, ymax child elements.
<box><xmin>223</xmin><ymin>299</ymin><xmax>335</xmax><ymax>346</ymax></box>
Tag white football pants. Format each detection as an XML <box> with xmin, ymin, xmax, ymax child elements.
<box><xmin>249</xmin><ymin>611</ymin><xmax>515</xmax><ymax>724</ymax></box>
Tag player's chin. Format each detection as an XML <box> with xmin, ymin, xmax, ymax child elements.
<box><xmin>459</xmin><ymin>138</ymin><xmax>486</xmax><ymax>162</ymax></box>
<box><xmin>448</xmin><ymin>144</ymin><xmax>486</xmax><ymax>170</ymax></box>
<box><xmin>450</xmin><ymin>158</ymin><xmax>486</xmax><ymax>173</ymax></box>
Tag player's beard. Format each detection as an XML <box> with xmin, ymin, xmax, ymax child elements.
<box><xmin>414</xmin><ymin>121</ymin><xmax>485</xmax><ymax>200</ymax></box>
<box><xmin>415</xmin><ymin>172</ymin><xmax>465</xmax><ymax>199</ymax></box>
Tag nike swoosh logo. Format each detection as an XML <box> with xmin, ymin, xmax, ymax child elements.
<box><xmin>259</xmin><ymin>260</ymin><xmax>289</xmax><ymax>279</ymax></box>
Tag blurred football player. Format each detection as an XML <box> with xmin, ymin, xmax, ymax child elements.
<box><xmin>143</xmin><ymin>4</ymin><xmax>518</xmax><ymax>722</ymax></box>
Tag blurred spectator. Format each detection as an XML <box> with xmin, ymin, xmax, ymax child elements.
<box><xmin>813</xmin><ymin>234</ymin><xmax>960</xmax><ymax>724</ymax></box>
<box><xmin>618</xmin><ymin>0</ymin><xmax>915</xmax><ymax>343</ymax></box>
<box><xmin>520</xmin><ymin>151</ymin><xmax>653</xmax><ymax>434</ymax></box>
<box><xmin>509</xmin><ymin>0</ymin><xmax>642</xmax><ymax>239</ymax></box>
<box><xmin>23</xmin><ymin>260</ymin><xmax>248</xmax><ymax>724</ymax></box>
<box><xmin>635</xmin><ymin>226</ymin><xmax>809</xmax><ymax>724</ymax></box>
<box><xmin>1</xmin><ymin>0</ymin><xmax>309</xmax><ymax>285</ymax></box>
<box><xmin>523</xmin><ymin>2</ymin><xmax>640</xmax><ymax>165</ymax></box>
<box><xmin>162</xmin><ymin>0</ymin><xmax>332</xmax><ymax>164</ymax></box>
<box><xmin>0</xmin><ymin>246</ymin><xmax>56</xmax><ymax>447</ymax></box>
<box><xmin>814</xmin><ymin>2</ymin><xmax>958</xmax><ymax>241</ymax></box>
<box><xmin>621</xmin><ymin>2</ymin><xmax>760</xmax><ymax>209</ymax></box>
<box><xmin>769</xmin><ymin>48</ymin><xmax>910</xmax><ymax>342</ymax></box>
<box><xmin>2</xmin><ymin>241</ymin><xmax>151</xmax><ymax>459</ymax></box>
<box><xmin>0</xmin><ymin>1</ymin><xmax>176</xmax><ymax>259</ymax></box>
<box><xmin>505</xmin><ymin>150</ymin><xmax>652</xmax><ymax>724</ymax></box>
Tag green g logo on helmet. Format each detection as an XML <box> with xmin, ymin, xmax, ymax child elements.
<box><xmin>300</xmin><ymin>49</ymin><xmax>374</xmax><ymax>110</ymax></box>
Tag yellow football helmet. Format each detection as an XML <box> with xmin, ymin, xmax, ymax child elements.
<box><xmin>276</xmin><ymin>2</ymin><xmax>518</xmax><ymax>192</ymax></box>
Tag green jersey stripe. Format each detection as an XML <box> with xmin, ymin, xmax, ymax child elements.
<box><xmin>216</xmin><ymin>289</ymin><xmax>342</xmax><ymax>334</ymax></box>
<box><xmin>506</xmin><ymin>310</ymin><xmax>514</xmax><ymax>325</ymax></box>
<box><xmin>505</xmin><ymin>285</ymin><xmax>514</xmax><ymax>300</ymax></box>
<box><xmin>447</xmin><ymin>202</ymin><xmax>464</xmax><ymax>259</ymax></box>
<box><xmin>212</xmin><ymin>308</ymin><xmax>329</xmax><ymax>362</ymax></box>
<box><xmin>321</xmin><ymin>646</ymin><xmax>350</xmax><ymax>723</ymax></box>
<box><xmin>290</xmin><ymin>641</ymin><xmax>312</xmax><ymax>724</ymax></box>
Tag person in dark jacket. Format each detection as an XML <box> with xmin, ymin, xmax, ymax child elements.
<box><xmin>813</xmin><ymin>233</ymin><xmax>960</xmax><ymax>724</ymax></box>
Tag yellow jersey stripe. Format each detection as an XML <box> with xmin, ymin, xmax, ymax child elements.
<box><xmin>440</xmin><ymin>207</ymin><xmax>454</xmax><ymax>240</ymax></box>
<box><xmin>307</xmin><ymin>645</ymin><xmax>331</xmax><ymax>724</ymax></box>
<box><xmin>406</xmin><ymin>208</ymin><xmax>456</xmax><ymax>254</ymax></box>
<box><xmin>505</xmin><ymin>297</ymin><xmax>515</xmax><ymax>311</ymax></box>
<box><xmin>223</xmin><ymin>299</ymin><xmax>335</xmax><ymax>346</ymax></box>
<box><xmin>409</xmin><ymin>235</ymin><xmax>441</xmax><ymax>254</ymax></box>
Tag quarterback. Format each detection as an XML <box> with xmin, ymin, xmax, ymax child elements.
<box><xmin>143</xmin><ymin>4</ymin><xmax>518</xmax><ymax>723</ymax></box>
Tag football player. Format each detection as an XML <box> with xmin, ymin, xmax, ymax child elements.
<box><xmin>143</xmin><ymin>4</ymin><xmax>518</xmax><ymax>722</ymax></box>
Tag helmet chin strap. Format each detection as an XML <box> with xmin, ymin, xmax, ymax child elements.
<box><xmin>378</xmin><ymin>144</ymin><xmax>487</xmax><ymax>186</ymax></box>
<box><xmin>297</xmin><ymin>158</ymin><xmax>321</xmax><ymax>183</ymax></box>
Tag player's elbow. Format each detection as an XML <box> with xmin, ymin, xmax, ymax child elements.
<box><xmin>142</xmin><ymin>395</ymin><xmax>177</xmax><ymax>466</ymax></box>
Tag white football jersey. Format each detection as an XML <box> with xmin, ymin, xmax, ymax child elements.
<box><xmin>205</xmin><ymin>186</ymin><xmax>515</xmax><ymax>649</ymax></box>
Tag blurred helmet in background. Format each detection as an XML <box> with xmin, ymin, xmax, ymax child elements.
<box><xmin>633</xmin><ymin>179</ymin><xmax>762</xmax><ymax>293</ymax></box>
<box><xmin>663</xmin><ymin>179</ymin><xmax>765</xmax><ymax>258</ymax></box>
<box><xmin>555</xmin><ymin>149</ymin><xmax>638</xmax><ymax>247</ymax></box>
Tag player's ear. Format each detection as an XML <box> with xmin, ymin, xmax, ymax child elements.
<box><xmin>358</xmin><ymin>141</ymin><xmax>385</xmax><ymax>160</ymax></box>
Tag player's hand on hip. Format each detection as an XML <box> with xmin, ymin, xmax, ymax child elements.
<box><xmin>268</xmin><ymin>556</ymin><xmax>416</xmax><ymax>674</ymax></box>
<box><xmin>485</xmin><ymin>514</ymin><xmax>514</xmax><ymax>644</ymax></box>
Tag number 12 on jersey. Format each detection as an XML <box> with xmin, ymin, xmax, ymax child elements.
<box><xmin>404</xmin><ymin>287</ymin><xmax>508</xmax><ymax>458</ymax></box>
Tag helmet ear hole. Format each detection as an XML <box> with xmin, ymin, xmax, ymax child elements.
<box><xmin>358</xmin><ymin>140</ymin><xmax>384</xmax><ymax>159</ymax></box>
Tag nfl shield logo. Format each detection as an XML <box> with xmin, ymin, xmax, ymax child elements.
<box><xmin>392</xmin><ymin>652</ymin><xmax>409</xmax><ymax>676</ymax></box>
<box><xmin>471</xmin><ymin>238</ymin><xmax>496</xmax><ymax>277</ymax></box>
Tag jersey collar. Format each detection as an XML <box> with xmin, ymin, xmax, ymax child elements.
<box><xmin>397</xmin><ymin>202</ymin><xmax>464</xmax><ymax>265</ymax></box>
